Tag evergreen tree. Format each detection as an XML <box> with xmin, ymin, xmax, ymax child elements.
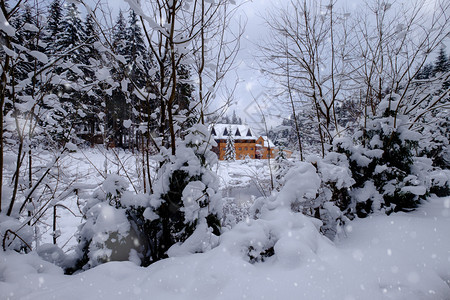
<box><xmin>79</xmin><ymin>13</ymin><xmax>105</xmax><ymax>145</ymax></box>
<box><xmin>45</xmin><ymin>0</ymin><xmax>63</xmax><ymax>52</ymax></box>
<box><xmin>13</xmin><ymin>5</ymin><xmax>39</xmax><ymax>81</ymax></box>
<box><xmin>55</xmin><ymin>3</ymin><xmax>85</xmax><ymax>59</ymax></box>
<box><xmin>107</xmin><ymin>10</ymin><xmax>152</xmax><ymax>147</ymax></box>
<box><xmin>231</xmin><ymin>110</ymin><xmax>242</xmax><ymax>124</ymax></box>
<box><xmin>224</xmin><ymin>126</ymin><xmax>236</xmax><ymax>161</ymax></box>
<box><xmin>433</xmin><ymin>46</ymin><xmax>448</xmax><ymax>76</ymax></box>
<box><xmin>48</xmin><ymin>3</ymin><xmax>88</xmax><ymax>142</ymax></box>
<box><xmin>335</xmin><ymin>96</ymin><xmax>429</xmax><ymax>216</ymax></box>
<box><xmin>221</xmin><ymin>115</ymin><xmax>230</xmax><ymax>124</ymax></box>
<box><xmin>107</xmin><ymin>10</ymin><xmax>129</xmax><ymax>147</ymax></box>
<box><xmin>419</xmin><ymin>111</ymin><xmax>450</xmax><ymax>169</ymax></box>
<box><xmin>175</xmin><ymin>64</ymin><xmax>196</xmax><ymax>135</ymax></box>
<box><xmin>112</xmin><ymin>10</ymin><xmax>127</xmax><ymax>57</ymax></box>
<box><xmin>274</xmin><ymin>145</ymin><xmax>293</xmax><ymax>191</ymax></box>
<box><xmin>415</xmin><ymin>63</ymin><xmax>433</xmax><ymax>80</ymax></box>
<box><xmin>124</xmin><ymin>10</ymin><xmax>150</xmax><ymax>85</ymax></box>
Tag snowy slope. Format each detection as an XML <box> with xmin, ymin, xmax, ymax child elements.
<box><xmin>1</xmin><ymin>197</ymin><xmax>449</xmax><ymax>300</ymax></box>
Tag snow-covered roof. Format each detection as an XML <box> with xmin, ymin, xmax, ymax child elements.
<box><xmin>210</xmin><ymin>124</ymin><xmax>258</xmax><ymax>140</ymax></box>
<box><xmin>259</xmin><ymin>136</ymin><xmax>275</xmax><ymax>148</ymax></box>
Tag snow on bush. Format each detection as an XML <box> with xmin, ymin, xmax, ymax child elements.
<box><xmin>222</xmin><ymin>197</ymin><xmax>252</xmax><ymax>228</ymax></box>
<box><xmin>332</xmin><ymin>95</ymin><xmax>436</xmax><ymax>216</ymax></box>
<box><xmin>145</xmin><ymin>124</ymin><xmax>222</xmax><ymax>259</ymax></box>
<box><xmin>312</xmin><ymin>152</ymin><xmax>356</xmax><ymax>239</ymax></box>
<box><xmin>231</xmin><ymin>161</ymin><xmax>334</xmax><ymax>264</ymax></box>
<box><xmin>0</xmin><ymin>215</ymin><xmax>33</xmax><ymax>252</ymax></box>
<box><xmin>429</xmin><ymin>169</ymin><xmax>450</xmax><ymax>197</ymax></box>
<box><xmin>69</xmin><ymin>174</ymin><xmax>138</xmax><ymax>271</ymax></box>
<box><xmin>274</xmin><ymin>147</ymin><xmax>294</xmax><ymax>191</ymax></box>
<box><xmin>221</xmin><ymin>207</ymin><xmax>330</xmax><ymax>266</ymax></box>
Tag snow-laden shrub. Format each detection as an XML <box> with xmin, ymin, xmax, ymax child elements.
<box><xmin>0</xmin><ymin>215</ymin><xmax>34</xmax><ymax>253</ymax></box>
<box><xmin>222</xmin><ymin>208</ymin><xmax>329</xmax><ymax>266</ymax></box>
<box><xmin>68</xmin><ymin>174</ymin><xmax>145</xmax><ymax>272</ymax></box>
<box><xmin>143</xmin><ymin>124</ymin><xmax>222</xmax><ymax>261</ymax></box>
<box><xmin>241</xmin><ymin>162</ymin><xmax>333</xmax><ymax>264</ymax></box>
<box><xmin>311</xmin><ymin>152</ymin><xmax>356</xmax><ymax>239</ymax></box>
<box><xmin>222</xmin><ymin>197</ymin><xmax>252</xmax><ymax>228</ymax></box>
<box><xmin>429</xmin><ymin>169</ymin><xmax>450</xmax><ymax>197</ymax></box>
<box><xmin>333</xmin><ymin>137</ymin><xmax>383</xmax><ymax>217</ymax></box>
<box><xmin>274</xmin><ymin>147</ymin><xmax>294</xmax><ymax>191</ymax></box>
<box><xmin>418</xmin><ymin>106</ymin><xmax>450</xmax><ymax>170</ymax></box>
<box><xmin>255</xmin><ymin>157</ymin><xmax>355</xmax><ymax>241</ymax></box>
<box><xmin>334</xmin><ymin>95</ymin><xmax>432</xmax><ymax>216</ymax></box>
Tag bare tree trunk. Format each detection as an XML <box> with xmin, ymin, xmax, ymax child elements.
<box><xmin>285</xmin><ymin>47</ymin><xmax>303</xmax><ymax>160</ymax></box>
<box><xmin>8</xmin><ymin>140</ymin><xmax>23</xmax><ymax>216</ymax></box>
<box><xmin>198</xmin><ymin>0</ymin><xmax>206</xmax><ymax>125</ymax></box>
<box><xmin>141</xmin><ymin>134</ymin><xmax>147</xmax><ymax>194</ymax></box>
<box><xmin>0</xmin><ymin>55</ymin><xmax>7</xmax><ymax>213</ymax></box>
<box><xmin>146</xmin><ymin>135</ymin><xmax>153</xmax><ymax>194</ymax></box>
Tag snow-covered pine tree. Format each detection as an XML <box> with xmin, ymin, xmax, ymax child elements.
<box><xmin>48</xmin><ymin>2</ymin><xmax>87</xmax><ymax>142</ymax></box>
<box><xmin>275</xmin><ymin>146</ymin><xmax>287</xmax><ymax>161</ymax></box>
<box><xmin>175</xmin><ymin>64</ymin><xmax>197</xmax><ymax>137</ymax></box>
<box><xmin>415</xmin><ymin>63</ymin><xmax>434</xmax><ymax>80</ymax></box>
<box><xmin>311</xmin><ymin>150</ymin><xmax>355</xmax><ymax>240</ymax></box>
<box><xmin>106</xmin><ymin>10</ymin><xmax>130</xmax><ymax>147</ymax></box>
<box><xmin>12</xmin><ymin>4</ymin><xmax>43</xmax><ymax>82</ymax></box>
<box><xmin>274</xmin><ymin>145</ymin><xmax>293</xmax><ymax>191</ymax></box>
<box><xmin>143</xmin><ymin>125</ymin><xmax>222</xmax><ymax>262</ymax></box>
<box><xmin>335</xmin><ymin>95</ymin><xmax>430</xmax><ymax>216</ymax></box>
<box><xmin>124</xmin><ymin>8</ymin><xmax>153</xmax><ymax>145</ymax></box>
<box><xmin>231</xmin><ymin>110</ymin><xmax>241</xmax><ymax>124</ymax></box>
<box><xmin>224</xmin><ymin>126</ymin><xmax>236</xmax><ymax>161</ymax></box>
<box><xmin>124</xmin><ymin>10</ymin><xmax>150</xmax><ymax>84</ymax></box>
<box><xmin>45</xmin><ymin>0</ymin><xmax>63</xmax><ymax>54</ymax></box>
<box><xmin>112</xmin><ymin>10</ymin><xmax>127</xmax><ymax>56</ymax></box>
<box><xmin>78</xmin><ymin>13</ymin><xmax>106</xmax><ymax>146</ymax></box>
<box><xmin>419</xmin><ymin>111</ymin><xmax>450</xmax><ymax>169</ymax></box>
<box><xmin>107</xmin><ymin>9</ymin><xmax>152</xmax><ymax>148</ymax></box>
<box><xmin>414</xmin><ymin>51</ymin><xmax>449</xmax><ymax>171</ymax></box>
<box><xmin>55</xmin><ymin>3</ymin><xmax>85</xmax><ymax>59</ymax></box>
<box><xmin>433</xmin><ymin>45</ymin><xmax>448</xmax><ymax>76</ymax></box>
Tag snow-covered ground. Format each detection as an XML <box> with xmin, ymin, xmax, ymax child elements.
<box><xmin>1</xmin><ymin>195</ymin><xmax>449</xmax><ymax>300</ymax></box>
<box><xmin>1</xmin><ymin>149</ymin><xmax>449</xmax><ymax>299</ymax></box>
